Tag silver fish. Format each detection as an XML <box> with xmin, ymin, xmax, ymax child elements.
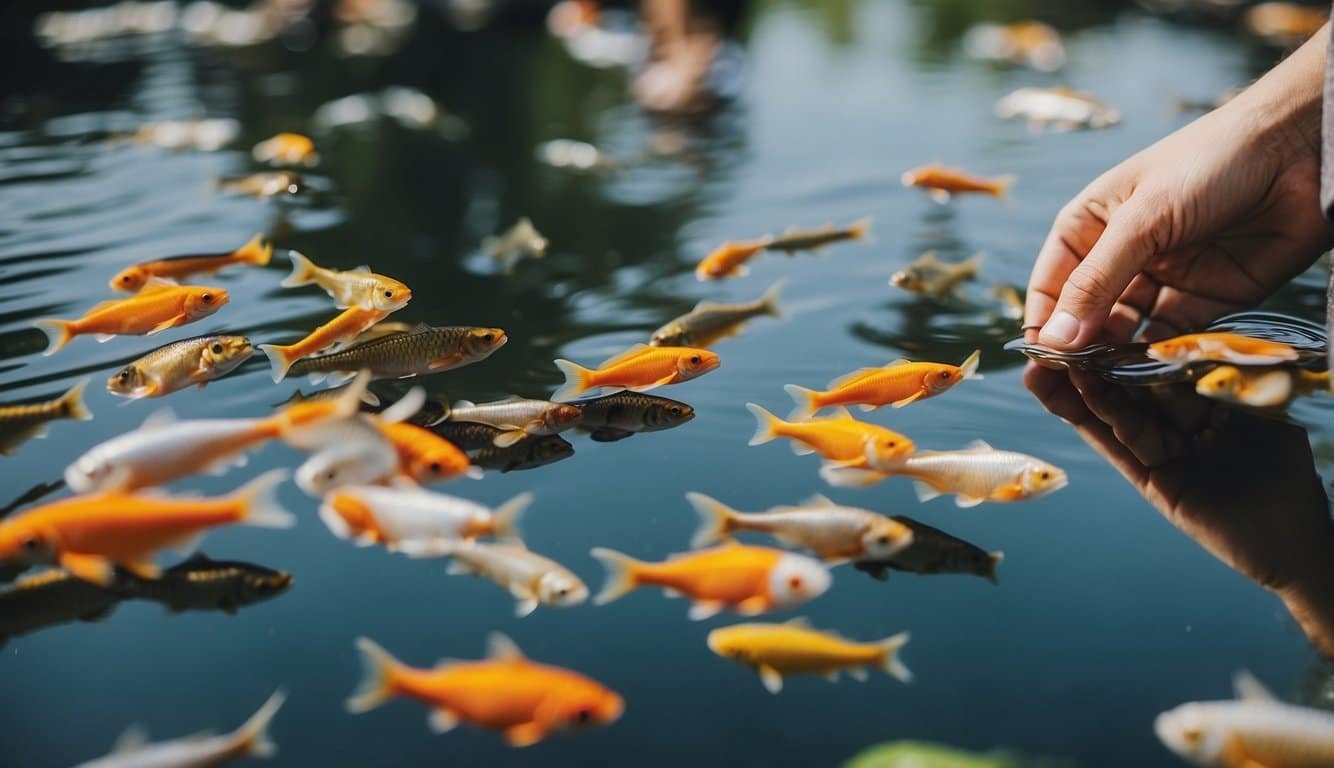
<box><xmin>442</xmin><ymin>396</ymin><xmax>582</xmax><ymax>447</ymax></box>
<box><xmin>650</xmin><ymin>282</ymin><xmax>783</xmax><ymax>347</ymax></box>
<box><xmin>428</xmin><ymin>539</ymin><xmax>588</xmax><ymax>618</ymax></box>
<box><xmin>994</xmin><ymin>86</ymin><xmax>1120</xmax><ymax>131</ymax></box>
<box><xmin>889</xmin><ymin>253</ymin><xmax>983</xmax><ymax>298</ymax></box>
<box><xmin>687</xmin><ymin>492</ymin><xmax>914</xmax><ymax>564</ymax></box>
<box><xmin>821</xmin><ymin>439</ymin><xmax>1068</xmax><ymax>505</ymax></box>
<box><xmin>483</xmin><ymin>218</ymin><xmax>548</xmax><ymax>273</ymax></box>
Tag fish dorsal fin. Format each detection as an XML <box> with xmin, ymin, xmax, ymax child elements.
<box><xmin>1233</xmin><ymin>670</ymin><xmax>1276</xmax><ymax>702</ymax></box>
<box><xmin>917</xmin><ymin>252</ymin><xmax>941</xmax><ymax>267</ymax></box>
<box><xmin>598</xmin><ymin>344</ymin><xmax>650</xmax><ymax>367</ymax></box>
<box><xmin>139</xmin><ymin>277</ymin><xmax>180</xmax><ymax>294</ymax></box>
<box><xmin>691</xmin><ymin>299</ymin><xmax>728</xmax><ymax>313</ymax></box>
<box><xmin>964</xmin><ymin>439</ymin><xmax>994</xmax><ymax>452</ymax></box>
<box><xmin>434</xmin><ymin>657</ymin><xmax>463</xmax><ymax>670</ymax></box>
<box><xmin>802</xmin><ymin>494</ymin><xmax>836</xmax><ymax>507</ymax></box>
<box><xmin>88</xmin><ymin>297</ymin><xmax>128</xmax><ymax>313</ymax></box>
<box><xmin>494</xmin><ymin>395</ymin><xmax>528</xmax><ymax>404</ymax></box>
<box><xmin>180</xmin><ymin>551</ymin><xmax>213</xmax><ymax>567</ymax></box>
<box><xmin>486</xmin><ymin>632</ymin><xmax>525</xmax><ymax>662</ymax></box>
<box><xmin>350</xmin><ymin>265</ymin><xmax>371</xmax><ymax>274</ymax></box>
<box><xmin>784</xmin><ymin>616</ymin><xmax>812</xmax><ymax>628</ymax></box>
<box><xmin>826</xmin><ymin>368</ymin><xmax>881</xmax><ymax>390</ymax></box>
<box><xmin>140</xmin><ymin>408</ymin><xmax>178</xmax><ymax>431</ymax></box>
<box><xmin>112</xmin><ymin>725</ymin><xmax>150</xmax><ymax>754</ymax></box>
<box><xmin>886</xmin><ymin>359</ymin><xmax>910</xmax><ymax>368</ymax></box>
<box><xmin>409</xmin><ymin>323</ymin><xmax>431</xmax><ymax>334</ymax></box>
<box><xmin>453</xmin><ymin>400</ymin><xmax>476</xmax><ymax>409</ymax></box>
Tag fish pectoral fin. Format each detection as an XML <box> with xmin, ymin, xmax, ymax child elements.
<box><xmin>509</xmin><ymin>586</ymin><xmax>539</xmax><ymax>618</ymax></box>
<box><xmin>597</xmin><ymin>343</ymin><xmax>651</xmax><ymax>368</ymax></box>
<box><xmin>912</xmin><ymin>480</ymin><xmax>942</xmax><ymax>503</ymax></box>
<box><xmin>427</xmin><ymin>354</ymin><xmax>463</xmax><ymax>371</ymax></box>
<box><xmin>146</xmin><ymin>316</ymin><xmax>185</xmax><ymax>335</ymax></box>
<box><xmin>661</xmin><ymin>588</ymin><xmax>683</xmax><ymax>599</ymax></box>
<box><xmin>757</xmin><ymin>665</ymin><xmax>784</xmax><ymax>694</ymax></box>
<box><xmin>954</xmin><ymin>495</ymin><xmax>986</xmax><ymax>508</ymax></box>
<box><xmin>588</xmin><ymin>428</ymin><xmax>634</xmax><ymax>442</ymax></box>
<box><xmin>855</xmin><ymin>563</ymin><xmax>891</xmax><ymax>582</ymax></box>
<box><xmin>848</xmin><ymin>667</ymin><xmax>868</xmax><ymax>682</ymax></box>
<box><xmin>504</xmin><ymin>722</ymin><xmax>547</xmax><ymax>749</ymax></box>
<box><xmin>629</xmin><ymin>373</ymin><xmax>679</xmax><ymax>393</ymax></box>
<box><xmin>96</xmin><ymin>333</ymin><xmax>117</xmax><ymax>343</ymax></box>
<box><xmin>928</xmin><ymin>189</ymin><xmax>952</xmax><ymax>204</ymax></box>
<box><xmin>428</xmin><ymin>709</ymin><xmax>460</xmax><ymax>734</ymax></box>
<box><xmin>112</xmin><ymin>724</ymin><xmax>150</xmax><ymax>755</ymax></box>
<box><xmin>492</xmin><ymin>430</ymin><xmax>528</xmax><ymax>449</ymax></box>
<box><xmin>687</xmin><ymin>601</ymin><xmax>725</xmax><ymax>621</ymax></box>
<box><xmin>890</xmin><ymin>391</ymin><xmax>926</xmax><ymax>408</ymax></box>
<box><xmin>990</xmin><ymin>483</ymin><xmax>1026</xmax><ymax>502</ymax></box>
<box><xmin>166</xmin><ymin>531</ymin><xmax>205</xmax><ymax>556</ymax></box>
<box><xmin>121</xmin><ymin>559</ymin><xmax>162</xmax><ymax>580</ymax></box>
<box><xmin>789</xmin><ymin>442</ymin><xmax>816</xmax><ymax>457</ymax></box>
<box><xmin>736</xmin><ymin>596</ymin><xmax>769</xmax><ymax>616</ymax></box>
<box><xmin>61</xmin><ymin>552</ymin><xmax>117</xmax><ymax>586</ymax></box>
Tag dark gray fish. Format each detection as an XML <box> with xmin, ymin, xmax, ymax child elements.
<box><xmin>650</xmin><ymin>282</ymin><xmax>783</xmax><ymax>348</ymax></box>
<box><xmin>853</xmin><ymin>515</ymin><xmax>1002</xmax><ymax>584</ymax></box>
<box><xmin>764</xmin><ymin>218</ymin><xmax>871</xmax><ymax>254</ymax></box>
<box><xmin>572</xmin><ymin>392</ymin><xmax>695</xmax><ymax>441</ymax></box>
<box><xmin>129</xmin><ymin>553</ymin><xmax>293</xmax><ymax>614</ymax></box>
<box><xmin>431</xmin><ymin>421</ymin><xmax>505</xmax><ymax>451</ymax></box>
<box><xmin>288</xmin><ymin>324</ymin><xmax>507</xmax><ymax>385</ymax></box>
<box><xmin>0</xmin><ymin>569</ymin><xmax>121</xmax><ymax>646</ymax></box>
<box><xmin>0</xmin><ymin>378</ymin><xmax>92</xmax><ymax>456</ymax></box>
<box><xmin>472</xmin><ymin>434</ymin><xmax>574</xmax><ymax>473</ymax></box>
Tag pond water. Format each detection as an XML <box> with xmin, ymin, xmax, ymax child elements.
<box><xmin>3</xmin><ymin>1</ymin><xmax>1333</xmax><ymax>766</ymax></box>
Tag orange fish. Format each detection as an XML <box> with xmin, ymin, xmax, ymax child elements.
<box><xmin>695</xmin><ymin>237</ymin><xmax>774</xmax><ymax>281</ymax></box>
<box><xmin>745</xmin><ymin>403</ymin><xmax>915</xmax><ymax>468</ymax></box>
<box><xmin>901</xmin><ymin>164</ymin><xmax>1015</xmax><ymax>204</ymax></box>
<box><xmin>260</xmin><ymin>306</ymin><xmax>390</xmax><ymax>382</ymax></box>
<box><xmin>376</xmin><ymin>421</ymin><xmax>480</xmax><ymax>483</ymax></box>
<box><xmin>109</xmin><ymin>234</ymin><xmax>273</xmax><ymax>292</ymax></box>
<box><xmin>35</xmin><ymin>282</ymin><xmax>229</xmax><ymax>355</ymax></box>
<box><xmin>0</xmin><ymin>470</ymin><xmax>293</xmax><ymax>586</ymax></box>
<box><xmin>784</xmin><ymin>349</ymin><xmax>981</xmax><ymax>419</ymax></box>
<box><xmin>1146</xmin><ymin>332</ymin><xmax>1300</xmax><ymax>366</ymax></box>
<box><xmin>552</xmin><ymin>344</ymin><xmax>719</xmax><ymax>401</ymax></box>
<box><xmin>589</xmin><ymin>541</ymin><xmax>831</xmax><ymax>620</ymax></box>
<box><xmin>347</xmin><ymin>633</ymin><xmax>624</xmax><ymax>748</ymax></box>
<box><xmin>252</xmin><ymin>132</ymin><xmax>319</xmax><ymax>167</ymax></box>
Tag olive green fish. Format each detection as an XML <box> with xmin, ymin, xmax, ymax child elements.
<box><xmin>0</xmin><ymin>568</ymin><xmax>122</xmax><ymax>647</ymax></box>
<box><xmin>431</xmin><ymin>420</ymin><xmax>506</xmax><ymax>451</ymax></box>
<box><xmin>853</xmin><ymin>515</ymin><xmax>1002</xmax><ymax>584</ymax></box>
<box><xmin>107</xmin><ymin>335</ymin><xmax>253</xmax><ymax>399</ymax></box>
<box><xmin>572</xmin><ymin>391</ymin><xmax>695</xmax><ymax>442</ymax></box>
<box><xmin>889</xmin><ymin>252</ymin><xmax>983</xmax><ymax>298</ymax></box>
<box><xmin>472</xmin><ymin>433</ymin><xmax>574</xmax><ymax>473</ymax></box>
<box><xmin>764</xmin><ymin>218</ymin><xmax>871</xmax><ymax>254</ymax></box>
<box><xmin>0</xmin><ymin>378</ymin><xmax>93</xmax><ymax>456</ymax></box>
<box><xmin>288</xmin><ymin>324</ymin><xmax>508</xmax><ymax>385</ymax></box>
<box><xmin>650</xmin><ymin>282</ymin><xmax>783</xmax><ymax>348</ymax></box>
<box><xmin>343</xmin><ymin>320</ymin><xmax>415</xmax><ymax>348</ymax></box>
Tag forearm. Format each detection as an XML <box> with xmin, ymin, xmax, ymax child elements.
<box><xmin>1278</xmin><ymin>563</ymin><xmax>1334</xmax><ymax>657</ymax></box>
<box><xmin>1227</xmin><ymin>22</ymin><xmax>1327</xmax><ymax>162</ymax></box>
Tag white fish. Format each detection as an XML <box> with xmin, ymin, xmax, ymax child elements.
<box><xmin>994</xmin><ymin>86</ymin><xmax>1121</xmax><ymax>131</ymax></box>
<box><xmin>425</xmin><ymin>539</ymin><xmax>587</xmax><ymax>618</ymax></box>
<box><xmin>319</xmin><ymin>485</ymin><xmax>530</xmax><ymax>548</ymax></box>
<box><xmin>294</xmin><ymin>422</ymin><xmax>400</xmax><ymax>497</ymax></box>
<box><xmin>442</xmin><ymin>396</ymin><xmax>582</xmax><ymax>447</ymax></box>
<box><xmin>1156</xmin><ymin>671</ymin><xmax>1334</xmax><ymax>767</ymax></box>
<box><xmin>686</xmin><ymin>492</ymin><xmax>914</xmax><ymax>563</ymax></box>
<box><xmin>822</xmin><ymin>440</ymin><xmax>1067</xmax><ymax>506</ymax></box>
<box><xmin>74</xmin><ymin>690</ymin><xmax>285</xmax><ymax>768</ymax></box>
<box><xmin>482</xmin><ymin>218</ymin><xmax>548</xmax><ymax>273</ymax></box>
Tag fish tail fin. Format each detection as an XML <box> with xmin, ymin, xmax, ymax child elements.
<box><xmin>781</xmin><ymin>385</ymin><xmax>819</xmax><ymax>421</ymax></box>
<box><xmin>347</xmin><ymin>637</ymin><xmax>401</xmax><ymax>713</ymax></box>
<box><xmin>992</xmin><ymin>175</ymin><xmax>1017</xmax><ymax>198</ymax></box>
<box><xmin>819</xmin><ymin>463</ymin><xmax>889</xmax><ymax>489</ymax></box>
<box><xmin>847</xmin><ymin>217</ymin><xmax>873</xmax><ymax>243</ymax></box>
<box><xmin>745</xmin><ymin>403</ymin><xmax>783</xmax><ymax>446</ymax></box>
<box><xmin>877</xmin><ymin>631</ymin><xmax>912</xmax><ymax>683</ymax></box>
<box><xmin>280</xmin><ymin>250</ymin><xmax>317</xmax><ymax>288</ymax></box>
<box><xmin>235</xmin><ymin>689</ymin><xmax>286</xmax><ymax>758</ymax></box>
<box><xmin>233</xmin><ymin>469</ymin><xmax>295</xmax><ymax>529</ymax></box>
<box><xmin>57</xmin><ymin>377</ymin><xmax>94</xmax><ymax>421</ymax></box>
<box><xmin>959</xmin><ymin>349</ymin><xmax>982</xmax><ymax>381</ymax></box>
<box><xmin>685</xmin><ymin>492</ymin><xmax>737</xmax><ymax>548</ymax></box>
<box><xmin>493</xmin><ymin>492</ymin><xmax>533</xmax><ymax>542</ymax></box>
<box><xmin>237</xmin><ymin>234</ymin><xmax>273</xmax><ymax>267</ymax></box>
<box><xmin>985</xmin><ymin>551</ymin><xmax>1004</xmax><ymax>585</ymax></box>
<box><xmin>589</xmin><ymin>547</ymin><xmax>642</xmax><ymax>605</ymax></box>
<box><xmin>34</xmin><ymin>318</ymin><xmax>73</xmax><ymax>356</ymax></box>
<box><xmin>760</xmin><ymin>280</ymin><xmax>785</xmax><ymax>318</ymax></box>
<box><xmin>551</xmin><ymin>359</ymin><xmax>593</xmax><ymax>402</ymax></box>
<box><xmin>259</xmin><ymin>344</ymin><xmax>296</xmax><ymax>383</ymax></box>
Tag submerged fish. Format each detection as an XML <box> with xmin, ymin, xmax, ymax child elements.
<box><xmin>853</xmin><ymin>515</ymin><xmax>1003</xmax><ymax>584</ymax></box>
<box><xmin>963</xmin><ymin>20</ymin><xmax>1065</xmax><ymax>72</ymax></box>
<box><xmin>707</xmin><ymin>618</ymin><xmax>911</xmax><ymax>694</ymax></box>
<box><xmin>1148</xmin><ymin>332</ymin><xmax>1300</xmax><ymax>366</ymax></box>
<box><xmin>428</xmin><ymin>539</ymin><xmax>587</xmax><ymax>617</ymax></box>
<box><xmin>347</xmin><ymin>634</ymin><xmax>623</xmax><ymax>748</ymax></box>
<box><xmin>109</xmin><ymin>234</ymin><xmax>272</xmax><ymax>292</ymax></box>
<box><xmin>484</xmin><ymin>218</ymin><xmax>548</xmax><ymax>273</ymax></box>
<box><xmin>472</xmin><ymin>434</ymin><xmax>575</xmax><ymax>473</ymax></box>
<box><xmin>215</xmin><ymin>171</ymin><xmax>303</xmax><ymax>198</ymax></box>
<box><xmin>590</xmin><ymin>542</ymin><xmax>831</xmax><ymax>620</ymax></box>
<box><xmin>785</xmin><ymin>350</ymin><xmax>981</xmax><ymax>418</ymax></box>
<box><xmin>36</xmin><ymin>282</ymin><xmax>228</xmax><ymax>355</ymax></box>
<box><xmin>441</xmin><ymin>397</ymin><xmax>582</xmax><ymax>447</ymax></box>
<box><xmin>995</xmin><ymin>86</ymin><xmax>1121</xmax><ymax>131</ymax></box>
<box><xmin>252</xmin><ymin>132</ymin><xmax>319</xmax><ymax>167</ymax></box>
<box><xmin>0</xmin><ymin>470</ymin><xmax>293</xmax><ymax>585</ymax></box>
<box><xmin>552</xmin><ymin>344</ymin><xmax>720</xmax><ymax>401</ymax></box>
<box><xmin>571</xmin><ymin>391</ymin><xmax>695</xmax><ymax>442</ymax></box>
<box><xmin>261</xmin><ymin>306</ymin><xmax>392</xmax><ymax>383</ymax></box>
<box><xmin>687</xmin><ymin>492</ymin><xmax>914</xmax><ymax>564</ymax></box>
<box><xmin>823</xmin><ymin>439</ymin><xmax>1068</xmax><ymax>505</ymax></box>
<box><xmin>764</xmin><ymin>218</ymin><xmax>871</xmax><ymax>255</ymax></box>
<box><xmin>695</xmin><ymin>238</ymin><xmax>775</xmax><ymax>281</ymax></box>
<box><xmin>747</xmin><ymin>404</ymin><xmax>915</xmax><ymax>468</ymax></box>
<box><xmin>991</xmin><ymin>284</ymin><xmax>1025</xmax><ymax>319</ymax></box>
<box><xmin>890</xmin><ymin>253</ymin><xmax>983</xmax><ymax>297</ymax></box>
<box><xmin>276</xmin><ymin>385</ymin><xmax>381</xmax><ymax>408</ymax></box>
<box><xmin>128</xmin><ymin>553</ymin><xmax>293</xmax><ymax>614</ymax></box>
<box><xmin>74</xmin><ymin>690</ymin><xmax>285</xmax><ymax>768</ymax></box>
<box><xmin>280</xmin><ymin>251</ymin><xmax>412</xmax><ymax>313</ymax></box>
<box><xmin>1156</xmin><ymin>671</ymin><xmax>1334</xmax><ymax>767</ymax></box>
<box><xmin>1195</xmin><ymin>365</ymin><xmax>1329</xmax><ymax>409</ymax></box>
<box><xmin>107</xmin><ymin>335</ymin><xmax>252</xmax><ymax>399</ymax></box>
<box><xmin>287</xmin><ymin>325</ymin><xmax>506</xmax><ymax>385</ymax></box>
<box><xmin>0</xmin><ymin>379</ymin><xmax>92</xmax><ymax>456</ymax></box>
<box><xmin>123</xmin><ymin>118</ymin><xmax>240</xmax><ymax>152</ymax></box>
<box><xmin>650</xmin><ymin>282</ymin><xmax>783</xmax><ymax>348</ymax></box>
<box><xmin>0</xmin><ymin>568</ymin><xmax>122</xmax><ymax>646</ymax></box>
<box><xmin>901</xmin><ymin>165</ymin><xmax>1014</xmax><ymax>204</ymax></box>
<box><xmin>319</xmin><ymin>485</ymin><xmax>528</xmax><ymax>548</ymax></box>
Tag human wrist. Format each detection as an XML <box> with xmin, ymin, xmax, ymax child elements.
<box><xmin>1229</xmin><ymin>23</ymin><xmax>1327</xmax><ymax>163</ymax></box>
<box><xmin>1276</xmin><ymin>554</ymin><xmax>1334</xmax><ymax>657</ymax></box>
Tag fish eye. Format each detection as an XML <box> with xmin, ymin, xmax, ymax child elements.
<box><xmin>1039</xmin><ymin>471</ymin><xmax>1050</xmax><ymax>480</ymax></box>
<box><xmin>574</xmin><ymin>708</ymin><xmax>592</xmax><ymax>724</ymax></box>
<box><xmin>668</xmin><ymin>406</ymin><xmax>682</xmax><ymax>415</ymax></box>
<box><xmin>939</xmin><ymin>371</ymin><xmax>951</xmax><ymax>379</ymax></box>
<box><xmin>211</xmin><ymin>342</ymin><xmax>224</xmax><ymax>354</ymax></box>
<box><xmin>557</xmin><ymin>587</ymin><xmax>568</xmax><ymax>597</ymax></box>
<box><xmin>788</xmin><ymin>576</ymin><xmax>803</xmax><ymax>590</ymax></box>
<box><xmin>886</xmin><ymin>440</ymin><xmax>897</xmax><ymax>448</ymax></box>
<box><xmin>689</xmin><ymin>355</ymin><xmax>701</xmax><ymax>365</ymax></box>
<box><xmin>118</xmin><ymin>370</ymin><xmax>131</xmax><ymax>381</ymax></box>
<box><xmin>201</xmin><ymin>293</ymin><xmax>214</xmax><ymax>303</ymax></box>
<box><xmin>429</xmin><ymin>461</ymin><xmax>442</xmax><ymax>474</ymax></box>
<box><xmin>481</xmin><ymin>332</ymin><xmax>494</xmax><ymax>343</ymax></box>
<box><xmin>21</xmin><ymin>536</ymin><xmax>42</xmax><ymax>551</ymax></box>
<box><xmin>877</xmin><ymin>535</ymin><xmax>891</xmax><ymax>545</ymax></box>
<box><xmin>383</xmin><ymin>290</ymin><xmax>393</xmax><ymax>298</ymax></box>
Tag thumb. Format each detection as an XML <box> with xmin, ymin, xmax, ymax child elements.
<box><xmin>1038</xmin><ymin>198</ymin><xmax>1157</xmax><ymax>349</ymax></box>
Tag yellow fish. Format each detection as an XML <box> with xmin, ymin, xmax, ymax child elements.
<box><xmin>1195</xmin><ymin>365</ymin><xmax>1329</xmax><ymax>409</ymax></box>
<box><xmin>707</xmin><ymin>618</ymin><xmax>911</xmax><ymax>694</ymax></box>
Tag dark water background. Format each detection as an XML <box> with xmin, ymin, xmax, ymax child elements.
<box><xmin>2</xmin><ymin>1</ymin><xmax>1333</xmax><ymax>766</ymax></box>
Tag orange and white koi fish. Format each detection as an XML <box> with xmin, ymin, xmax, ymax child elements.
<box><xmin>695</xmin><ymin>238</ymin><xmax>774</xmax><ymax>280</ymax></box>
<box><xmin>822</xmin><ymin>439</ymin><xmax>1068</xmax><ymax>505</ymax></box>
<box><xmin>552</xmin><ymin>344</ymin><xmax>719</xmax><ymax>401</ymax></box>
<box><xmin>347</xmin><ymin>633</ymin><xmax>624</xmax><ymax>748</ymax></box>
<box><xmin>687</xmin><ymin>492</ymin><xmax>914</xmax><ymax>564</ymax></box>
<box><xmin>376</xmin><ymin>420</ymin><xmax>480</xmax><ymax>484</ymax></box>
<box><xmin>423</xmin><ymin>539</ymin><xmax>588</xmax><ymax>617</ymax></box>
<box><xmin>1147</xmin><ymin>332</ymin><xmax>1300</xmax><ymax>366</ymax></box>
<box><xmin>901</xmin><ymin>164</ymin><xmax>1015</xmax><ymax>204</ymax></box>
<box><xmin>995</xmin><ymin>86</ymin><xmax>1121</xmax><ymax>132</ymax></box>
<box><xmin>746</xmin><ymin>404</ymin><xmax>914</xmax><ymax>468</ymax></box>
<box><xmin>764</xmin><ymin>219</ymin><xmax>871</xmax><ymax>255</ymax></box>
<box><xmin>1195</xmin><ymin>365</ymin><xmax>1329</xmax><ymax>409</ymax></box>
<box><xmin>320</xmin><ymin>487</ymin><xmax>529</xmax><ymax>549</ymax></box>
<box><xmin>963</xmin><ymin>20</ymin><xmax>1065</xmax><ymax>72</ymax></box>
<box><xmin>0</xmin><ymin>469</ymin><xmax>293</xmax><ymax>586</ymax></box>
<box><xmin>1156</xmin><ymin>671</ymin><xmax>1334</xmax><ymax>768</ymax></box>
<box><xmin>707</xmin><ymin>618</ymin><xmax>911</xmax><ymax>694</ymax></box>
<box><xmin>260</xmin><ymin>306</ymin><xmax>391</xmax><ymax>382</ymax></box>
<box><xmin>35</xmin><ymin>282</ymin><xmax>228</xmax><ymax>355</ymax></box>
<box><xmin>109</xmin><ymin>234</ymin><xmax>272</xmax><ymax>292</ymax></box>
<box><xmin>252</xmin><ymin>132</ymin><xmax>319</xmax><ymax>167</ymax></box>
<box><xmin>784</xmin><ymin>350</ymin><xmax>981</xmax><ymax>419</ymax></box>
<box><xmin>589</xmin><ymin>542</ymin><xmax>831</xmax><ymax>620</ymax></box>
<box><xmin>74</xmin><ymin>690</ymin><xmax>285</xmax><ymax>768</ymax></box>
<box><xmin>280</xmin><ymin>252</ymin><xmax>411</xmax><ymax>312</ymax></box>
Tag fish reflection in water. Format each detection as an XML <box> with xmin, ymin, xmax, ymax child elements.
<box><xmin>428</xmin><ymin>421</ymin><xmax>575</xmax><ymax>473</ymax></box>
<box><xmin>0</xmin><ymin>554</ymin><xmax>292</xmax><ymax>646</ymax></box>
<box><xmin>0</xmin><ymin>378</ymin><xmax>93</xmax><ymax>456</ymax></box>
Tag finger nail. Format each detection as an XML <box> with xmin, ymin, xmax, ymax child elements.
<box><xmin>1039</xmin><ymin>311</ymin><xmax>1079</xmax><ymax>346</ymax></box>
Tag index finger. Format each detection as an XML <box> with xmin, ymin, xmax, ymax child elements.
<box><xmin>1024</xmin><ymin>198</ymin><xmax>1109</xmax><ymax>341</ymax></box>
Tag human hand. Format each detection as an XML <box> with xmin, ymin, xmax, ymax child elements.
<box><xmin>1025</xmin><ymin>26</ymin><xmax>1334</xmax><ymax>349</ymax></box>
